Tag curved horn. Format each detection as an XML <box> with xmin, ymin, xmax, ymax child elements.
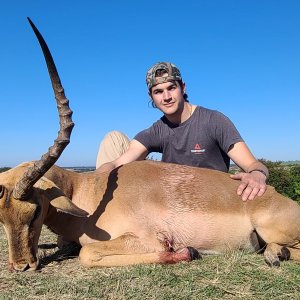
<box><xmin>13</xmin><ymin>18</ymin><xmax>74</xmax><ymax>200</ymax></box>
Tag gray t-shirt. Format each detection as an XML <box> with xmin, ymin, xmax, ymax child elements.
<box><xmin>134</xmin><ymin>106</ymin><xmax>243</xmax><ymax>172</ymax></box>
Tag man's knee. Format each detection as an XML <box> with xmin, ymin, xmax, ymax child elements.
<box><xmin>96</xmin><ymin>131</ymin><xmax>130</xmax><ymax>168</ymax></box>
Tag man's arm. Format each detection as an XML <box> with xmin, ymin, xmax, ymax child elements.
<box><xmin>228</xmin><ymin>141</ymin><xmax>268</xmax><ymax>201</ymax></box>
<box><xmin>96</xmin><ymin>139</ymin><xmax>149</xmax><ymax>174</ymax></box>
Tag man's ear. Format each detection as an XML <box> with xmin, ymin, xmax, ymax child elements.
<box><xmin>35</xmin><ymin>177</ymin><xmax>89</xmax><ymax>217</ymax></box>
<box><xmin>181</xmin><ymin>81</ymin><xmax>186</xmax><ymax>94</ymax></box>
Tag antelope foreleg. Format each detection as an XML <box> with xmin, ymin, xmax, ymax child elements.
<box><xmin>79</xmin><ymin>233</ymin><xmax>201</xmax><ymax>268</ymax></box>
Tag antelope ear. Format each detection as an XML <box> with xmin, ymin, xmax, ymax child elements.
<box><xmin>50</xmin><ymin>196</ymin><xmax>89</xmax><ymax>217</ymax></box>
<box><xmin>36</xmin><ymin>177</ymin><xmax>89</xmax><ymax>217</ymax></box>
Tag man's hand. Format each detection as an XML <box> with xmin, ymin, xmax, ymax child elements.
<box><xmin>230</xmin><ymin>171</ymin><xmax>267</xmax><ymax>201</ymax></box>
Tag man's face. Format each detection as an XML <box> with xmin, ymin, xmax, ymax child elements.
<box><xmin>150</xmin><ymin>81</ymin><xmax>186</xmax><ymax>116</ymax></box>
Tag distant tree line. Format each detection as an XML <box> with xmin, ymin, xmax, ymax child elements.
<box><xmin>1</xmin><ymin>161</ymin><xmax>300</xmax><ymax>203</ymax></box>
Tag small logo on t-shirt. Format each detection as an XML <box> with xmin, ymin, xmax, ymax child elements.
<box><xmin>191</xmin><ymin>144</ymin><xmax>206</xmax><ymax>154</ymax></box>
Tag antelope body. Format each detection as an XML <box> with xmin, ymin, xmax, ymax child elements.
<box><xmin>1</xmin><ymin>19</ymin><xmax>300</xmax><ymax>271</ymax></box>
<box><xmin>45</xmin><ymin>161</ymin><xmax>300</xmax><ymax>268</ymax></box>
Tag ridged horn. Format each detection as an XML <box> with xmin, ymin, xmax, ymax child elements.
<box><xmin>13</xmin><ymin>18</ymin><xmax>74</xmax><ymax>200</ymax></box>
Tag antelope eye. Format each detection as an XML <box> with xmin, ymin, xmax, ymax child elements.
<box><xmin>0</xmin><ymin>185</ymin><xmax>4</xmax><ymax>198</ymax></box>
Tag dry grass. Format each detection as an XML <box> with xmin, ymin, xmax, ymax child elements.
<box><xmin>1</xmin><ymin>226</ymin><xmax>300</xmax><ymax>299</ymax></box>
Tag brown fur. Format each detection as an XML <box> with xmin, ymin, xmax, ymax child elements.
<box><xmin>1</xmin><ymin>160</ymin><xmax>300</xmax><ymax>270</ymax></box>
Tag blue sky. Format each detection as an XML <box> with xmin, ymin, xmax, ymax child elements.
<box><xmin>1</xmin><ymin>1</ymin><xmax>299</xmax><ymax>167</ymax></box>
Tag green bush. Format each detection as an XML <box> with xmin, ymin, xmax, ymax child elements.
<box><xmin>259</xmin><ymin>159</ymin><xmax>300</xmax><ymax>203</ymax></box>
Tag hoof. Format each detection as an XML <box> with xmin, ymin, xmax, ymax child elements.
<box><xmin>271</xmin><ymin>260</ymin><xmax>280</xmax><ymax>267</ymax></box>
<box><xmin>265</xmin><ymin>258</ymin><xmax>280</xmax><ymax>267</ymax></box>
<box><xmin>187</xmin><ymin>247</ymin><xmax>202</xmax><ymax>260</ymax></box>
<box><xmin>279</xmin><ymin>247</ymin><xmax>290</xmax><ymax>261</ymax></box>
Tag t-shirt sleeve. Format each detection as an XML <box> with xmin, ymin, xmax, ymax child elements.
<box><xmin>209</xmin><ymin>111</ymin><xmax>244</xmax><ymax>153</ymax></box>
<box><xmin>134</xmin><ymin>123</ymin><xmax>163</xmax><ymax>153</ymax></box>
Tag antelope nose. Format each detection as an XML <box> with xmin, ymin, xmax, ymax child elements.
<box><xmin>9</xmin><ymin>259</ymin><xmax>39</xmax><ymax>272</ymax></box>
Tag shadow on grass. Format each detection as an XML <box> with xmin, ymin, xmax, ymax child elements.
<box><xmin>38</xmin><ymin>242</ymin><xmax>81</xmax><ymax>269</ymax></box>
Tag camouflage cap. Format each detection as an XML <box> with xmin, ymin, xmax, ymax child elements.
<box><xmin>146</xmin><ymin>62</ymin><xmax>182</xmax><ymax>90</ymax></box>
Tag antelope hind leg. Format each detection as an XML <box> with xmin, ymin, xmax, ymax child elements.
<box><xmin>79</xmin><ymin>233</ymin><xmax>201</xmax><ymax>268</ymax></box>
<box><xmin>264</xmin><ymin>242</ymin><xmax>300</xmax><ymax>266</ymax></box>
<box><xmin>264</xmin><ymin>243</ymin><xmax>291</xmax><ymax>267</ymax></box>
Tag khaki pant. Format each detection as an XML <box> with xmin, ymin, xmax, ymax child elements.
<box><xmin>96</xmin><ymin>131</ymin><xmax>130</xmax><ymax>169</ymax></box>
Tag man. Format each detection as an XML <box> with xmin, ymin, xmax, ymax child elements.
<box><xmin>96</xmin><ymin>62</ymin><xmax>268</xmax><ymax>201</ymax></box>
